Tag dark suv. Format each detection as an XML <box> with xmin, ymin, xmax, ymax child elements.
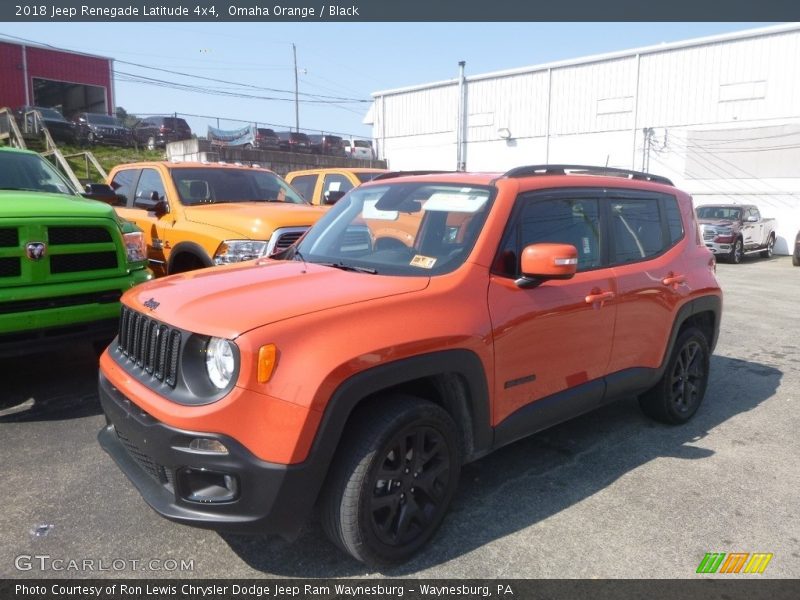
<box><xmin>253</xmin><ymin>128</ymin><xmax>280</xmax><ymax>150</ymax></box>
<box><xmin>133</xmin><ymin>116</ymin><xmax>192</xmax><ymax>150</ymax></box>
<box><xmin>308</xmin><ymin>134</ymin><xmax>346</xmax><ymax>156</ymax></box>
<box><xmin>276</xmin><ymin>131</ymin><xmax>312</xmax><ymax>153</ymax></box>
<box><xmin>15</xmin><ymin>106</ymin><xmax>77</xmax><ymax>144</ymax></box>
<box><xmin>73</xmin><ymin>113</ymin><xmax>132</xmax><ymax>147</ymax></box>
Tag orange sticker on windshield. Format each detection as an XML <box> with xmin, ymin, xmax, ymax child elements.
<box><xmin>410</xmin><ymin>255</ymin><xmax>437</xmax><ymax>269</ymax></box>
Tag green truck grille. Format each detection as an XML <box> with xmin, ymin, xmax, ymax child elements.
<box><xmin>0</xmin><ymin>221</ymin><xmax>124</xmax><ymax>287</ymax></box>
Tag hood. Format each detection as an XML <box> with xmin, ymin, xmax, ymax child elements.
<box><xmin>0</xmin><ymin>191</ymin><xmax>117</xmax><ymax>219</ymax></box>
<box><xmin>124</xmin><ymin>260</ymin><xmax>430</xmax><ymax>339</ymax></box>
<box><xmin>182</xmin><ymin>202</ymin><xmax>326</xmax><ymax>239</ymax></box>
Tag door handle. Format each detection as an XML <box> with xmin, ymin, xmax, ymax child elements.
<box><xmin>585</xmin><ymin>290</ymin><xmax>615</xmax><ymax>304</ymax></box>
<box><xmin>662</xmin><ymin>273</ymin><xmax>687</xmax><ymax>288</ymax></box>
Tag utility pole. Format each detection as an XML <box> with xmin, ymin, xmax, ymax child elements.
<box><xmin>456</xmin><ymin>60</ymin><xmax>466</xmax><ymax>172</ymax></box>
<box><xmin>292</xmin><ymin>43</ymin><xmax>300</xmax><ymax>133</ymax></box>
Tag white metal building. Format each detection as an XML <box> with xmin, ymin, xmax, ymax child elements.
<box><xmin>368</xmin><ymin>23</ymin><xmax>800</xmax><ymax>254</ymax></box>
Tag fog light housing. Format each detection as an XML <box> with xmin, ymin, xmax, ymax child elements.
<box><xmin>178</xmin><ymin>468</ymin><xmax>238</xmax><ymax>504</ymax></box>
<box><xmin>188</xmin><ymin>438</ymin><xmax>229</xmax><ymax>454</ymax></box>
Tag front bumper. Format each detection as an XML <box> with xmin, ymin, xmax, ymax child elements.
<box><xmin>704</xmin><ymin>241</ymin><xmax>732</xmax><ymax>255</ymax></box>
<box><xmin>97</xmin><ymin>372</ymin><xmax>317</xmax><ymax>538</ymax></box>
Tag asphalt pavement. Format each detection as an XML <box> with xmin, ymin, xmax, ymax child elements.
<box><xmin>1</xmin><ymin>255</ymin><xmax>798</xmax><ymax>579</ymax></box>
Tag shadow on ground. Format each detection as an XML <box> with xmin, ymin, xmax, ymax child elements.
<box><xmin>221</xmin><ymin>354</ymin><xmax>781</xmax><ymax>576</ymax></box>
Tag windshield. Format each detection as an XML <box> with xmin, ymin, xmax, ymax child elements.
<box><xmin>291</xmin><ymin>182</ymin><xmax>493</xmax><ymax>276</ymax></box>
<box><xmin>0</xmin><ymin>151</ymin><xmax>77</xmax><ymax>196</ymax></box>
<box><xmin>37</xmin><ymin>108</ymin><xmax>66</xmax><ymax>121</ymax></box>
<box><xmin>696</xmin><ymin>206</ymin><xmax>742</xmax><ymax>220</ymax></box>
<box><xmin>171</xmin><ymin>167</ymin><xmax>307</xmax><ymax>206</ymax></box>
<box><xmin>87</xmin><ymin>114</ymin><xmax>121</xmax><ymax>126</ymax></box>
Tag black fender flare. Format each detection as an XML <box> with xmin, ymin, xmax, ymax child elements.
<box><xmin>292</xmin><ymin>349</ymin><xmax>492</xmax><ymax>517</ymax></box>
<box><xmin>167</xmin><ymin>241</ymin><xmax>213</xmax><ymax>273</ymax></box>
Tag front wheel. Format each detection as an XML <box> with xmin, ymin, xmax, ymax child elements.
<box><xmin>728</xmin><ymin>238</ymin><xmax>744</xmax><ymax>264</ymax></box>
<box><xmin>639</xmin><ymin>327</ymin><xmax>710</xmax><ymax>425</ymax></box>
<box><xmin>760</xmin><ymin>234</ymin><xmax>775</xmax><ymax>259</ymax></box>
<box><xmin>320</xmin><ymin>396</ymin><xmax>461</xmax><ymax>565</ymax></box>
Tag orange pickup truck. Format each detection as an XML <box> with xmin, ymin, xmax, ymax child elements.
<box><xmin>103</xmin><ymin>161</ymin><xmax>326</xmax><ymax>276</ymax></box>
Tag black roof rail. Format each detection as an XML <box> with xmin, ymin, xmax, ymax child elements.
<box><xmin>371</xmin><ymin>170</ymin><xmax>455</xmax><ymax>181</ymax></box>
<box><xmin>502</xmin><ymin>164</ymin><xmax>674</xmax><ymax>186</ymax></box>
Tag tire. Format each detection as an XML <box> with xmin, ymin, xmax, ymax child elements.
<box><xmin>320</xmin><ymin>395</ymin><xmax>461</xmax><ymax>565</ymax></box>
<box><xmin>243</xmin><ymin>143</ymin><xmax>253</xmax><ymax>150</ymax></box>
<box><xmin>639</xmin><ymin>327</ymin><xmax>710</xmax><ymax>425</ymax></box>
<box><xmin>87</xmin><ymin>132</ymin><xmax>96</xmax><ymax>145</ymax></box>
<box><xmin>728</xmin><ymin>237</ymin><xmax>744</xmax><ymax>264</ymax></box>
<box><xmin>793</xmin><ymin>252</ymin><xmax>800</xmax><ymax>267</ymax></box>
<box><xmin>760</xmin><ymin>234</ymin><xmax>775</xmax><ymax>259</ymax></box>
<box><xmin>146</xmin><ymin>136</ymin><xmax>157</xmax><ymax>151</ymax></box>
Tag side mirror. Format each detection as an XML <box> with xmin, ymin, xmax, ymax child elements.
<box><xmin>133</xmin><ymin>195</ymin><xmax>169</xmax><ymax>217</ymax></box>
<box><xmin>324</xmin><ymin>190</ymin><xmax>346</xmax><ymax>205</ymax></box>
<box><xmin>82</xmin><ymin>183</ymin><xmax>123</xmax><ymax>204</ymax></box>
<box><xmin>516</xmin><ymin>243</ymin><xmax>578</xmax><ymax>288</ymax></box>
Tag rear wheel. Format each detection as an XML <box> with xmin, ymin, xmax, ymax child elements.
<box><xmin>321</xmin><ymin>396</ymin><xmax>461</xmax><ymax>565</ymax></box>
<box><xmin>640</xmin><ymin>327</ymin><xmax>710</xmax><ymax>424</ymax></box>
<box><xmin>760</xmin><ymin>234</ymin><xmax>775</xmax><ymax>258</ymax></box>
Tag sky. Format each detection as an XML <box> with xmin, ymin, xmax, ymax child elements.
<box><xmin>0</xmin><ymin>22</ymin><xmax>778</xmax><ymax>139</ymax></box>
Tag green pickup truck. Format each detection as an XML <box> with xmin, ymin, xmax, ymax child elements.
<box><xmin>0</xmin><ymin>146</ymin><xmax>152</xmax><ymax>355</ymax></box>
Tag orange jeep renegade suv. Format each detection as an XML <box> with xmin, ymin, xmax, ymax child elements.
<box><xmin>97</xmin><ymin>165</ymin><xmax>722</xmax><ymax>565</ymax></box>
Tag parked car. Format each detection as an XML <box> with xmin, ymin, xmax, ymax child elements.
<box><xmin>793</xmin><ymin>229</ymin><xmax>800</xmax><ymax>266</ymax></box>
<box><xmin>15</xmin><ymin>105</ymin><xmax>77</xmax><ymax>144</ymax></box>
<box><xmin>0</xmin><ymin>146</ymin><xmax>151</xmax><ymax>355</ymax></box>
<box><xmin>284</xmin><ymin>167</ymin><xmax>388</xmax><ymax>205</ymax></box>
<box><xmin>308</xmin><ymin>134</ymin><xmax>346</xmax><ymax>156</ymax></box>
<box><xmin>695</xmin><ymin>204</ymin><xmax>777</xmax><ymax>263</ymax></box>
<box><xmin>73</xmin><ymin>112</ymin><xmax>133</xmax><ymax>147</ymax></box>
<box><xmin>342</xmin><ymin>138</ymin><xmax>375</xmax><ymax>160</ymax></box>
<box><xmin>250</xmin><ymin>128</ymin><xmax>280</xmax><ymax>150</ymax></box>
<box><xmin>100</xmin><ymin>161</ymin><xmax>325</xmax><ymax>276</ymax></box>
<box><xmin>276</xmin><ymin>131</ymin><xmax>312</xmax><ymax>153</ymax></box>
<box><xmin>133</xmin><ymin>116</ymin><xmax>193</xmax><ymax>150</ymax></box>
<box><xmin>96</xmin><ymin>164</ymin><xmax>721</xmax><ymax>565</ymax></box>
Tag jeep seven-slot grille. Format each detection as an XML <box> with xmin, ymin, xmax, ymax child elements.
<box><xmin>118</xmin><ymin>307</ymin><xmax>181</xmax><ymax>387</ymax></box>
<box><xmin>49</xmin><ymin>226</ymin><xmax>112</xmax><ymax>245</ymax></box>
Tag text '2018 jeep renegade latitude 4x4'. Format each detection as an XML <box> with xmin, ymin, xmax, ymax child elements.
<box><xmin>97</xmin><ymin>165</ymin><xmax>722</xmax><ymax>565</ymax></box>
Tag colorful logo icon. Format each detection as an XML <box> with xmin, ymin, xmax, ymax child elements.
<box><xmin>696</xmin><ymin>552</ymin><xmax>773</xmax><ymax>574</ymax></box>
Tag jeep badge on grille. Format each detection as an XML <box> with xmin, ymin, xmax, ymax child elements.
<box><xmin>143</xmin><ymin>298</ymin><xmax>160</xmax><ymax>310</ymax></box>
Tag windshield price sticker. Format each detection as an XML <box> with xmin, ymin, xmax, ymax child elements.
<box><xmin>410</xmin><ymin>255</ymin><xmax>437</xmax><ymax>269</ymax></box>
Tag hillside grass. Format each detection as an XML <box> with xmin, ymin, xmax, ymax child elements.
<box><xmin>59</xmin><ymin>144</ymin><xmax>165</xmax><ymax>182</ymax></box>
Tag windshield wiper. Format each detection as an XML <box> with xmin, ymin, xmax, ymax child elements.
<box><xmin>318</xmin><ymin>261</ymin><xmax>378</xmax><ymax>275</ymax></box>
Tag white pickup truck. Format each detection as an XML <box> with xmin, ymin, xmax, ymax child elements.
<box><xmin>696</xmin><ymin>204</ymin><xmax>777</xmax><ymax>264</ymax></box>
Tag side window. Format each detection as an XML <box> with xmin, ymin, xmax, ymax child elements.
<box><xmin>609</xmin><ymin>198</ymin><xmax>664</xmax><ymax>264</ymax></box>
<box><xmin>495</xmin><ymin>196</ymin><xmax>602</xmax><ymax>276</ymax></box>
<box><xmin>289</xmin><ymin>175</ymin><xmax>317</xmax><ymax>201</ymax></box>
<box><xmin>109</xmin><ymin>169</ymin><xmax>139</xmax><ymax>207</ymax></box>
<box><xmin>664</xmin><ymin>196</ymin><xmax>684</xmax><ymax>245</ymax></box>
<box><xmin>134</xmin><ymin>168</ymin><xmax>166</xmax><ymax>207</ymax></box>
<box><xmin>322</xmin><ymin>174</ymin><xmax>354</xmax><ymax>203</ymax></box>
<box><xmin>749</xmin><ymin>207</ymin><xmax>761</xmax><ymax>221</ymax></box>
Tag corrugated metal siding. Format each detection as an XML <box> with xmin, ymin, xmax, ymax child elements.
<box><xmin>549</xmin><ymin>56</ymin><xmax>638</xmax><ymax>135</ymax></box>
<box><xmin>466</xmin><ymin>71</ymin><xmax>549</xmax><ymax>142</ymax></box>
<box><xmin>382</xmin><ymin>84</ymin><xmax>457</xmax><ymax>138</ymax></box>
<box><xmin>0</xmin><ymin>42</ymin><xmax>27</xmax><ymax>108</ymax></box>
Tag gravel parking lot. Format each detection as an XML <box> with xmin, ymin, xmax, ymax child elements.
<box><xmin>1</xmin><ymin>256</ymin><xmax>798</xmax><ymax>579</ymax></box>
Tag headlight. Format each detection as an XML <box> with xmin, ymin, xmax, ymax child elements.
<box><xmin>213</xmin><ymin>240</ymin><xmax>268</xmax><ymax>265</ymax></box>
<box><xmin>205</xmin><ymin>337</ymin><xmax>236</xmax><ymax>389</ymax></box>
<box><xmin>716</xmin><ymin>227</ymin><xmax>733</xmax><ymax>235</ymax></box>
<box><xmin>123</xmin><ymin>231</ymin><xmax>146</xmax><ymax>263</ymax></box>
